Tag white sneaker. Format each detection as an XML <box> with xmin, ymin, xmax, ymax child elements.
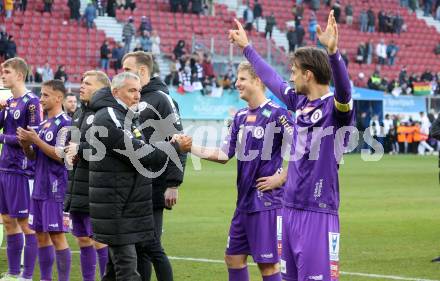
<box><xmin>18</xmin><ymin>276</ymin><xmax>31</xmax><ymax>281</ymax></box>
<box><xmin>0</xmin><ymin>273</ymin><xmax>19</xmax><ymax>281</ymax></box>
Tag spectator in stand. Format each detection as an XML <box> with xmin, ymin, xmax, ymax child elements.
<box><xmin>408</xmin><ymin>73</ymin><xmax>420</xmax><ymax>93</ymax></box>
<box><xmin>42</xmin><ymin>62</ymin><xmax>54</xmax><ymax>82</ymax></box>
<box><xmin>296</xmin><ymin>21</ymin><xmax>305</xmax><ymax>47</ymax></box>
<box><xmin>332</xmin><ymin>0</ymin><xmax>341</xmax><ymax>23</ymax></box>
<box><xmin>84</xmin><ymin>3</ymin><xmax>96</xmax><ymax>31</ymax></box>
<box><xmin>310</xmin><ymin>0</ymin><xmax>320</xmax><ymax>11</ymax></box>
<box><xmin>253</xmin><ymin>0</ymin><xmax>263</xmax><ymax>31</ymax></box>
<box><xmin>100</xmin><ymin>40</ymin><xmax>111</xmax><ymax>71</ymax></box>
<box><xmin>345</xmin><ymin>3</ymin><xmax>353</xmax><ymax>25</ymax></box>
<box><xmin>409</xmin><ymin>0</ymin><xmax>417</xmax><ymax>13</ymax></box>
<box><xmin>180</xmin><ymin>0</ymin><xmax>189</xmax><ymax>13</ymax></box>
<box><xmin>399</xmin><ymin>66</ymin><xmax>408</xmax><ymax>85</ymax></box>
<box><xmin>178</xmin><ymin>59</ymin><xmax>192</xmax><ymax>90</ymax></box>
<box><xmin>133</xmin><ymin>43</ymin><xmax>143</xmax><ymax>52</ymax></box>
<box><xmin>107</xmin><ymin>0</ymin><xmax>116</xmax><ymax>17</ymax></box>
<box><xmin>5</xmin><ymin>35</ymin><xmax>16</xmax><ymax>59</ymax></box>
<box><xmin>394</xmin><ymin>12</ymin><xmax>404</xmax><ymax>34</ymax></box>
<box><xmin>26</xmin><ymin>66</ymin><xmax>35</xmax><ymax>83</ymax></box>
<box><xmin>360</xmin><ymin>9</ymin><xmax>368</xmax><ymax>32</ymax></box>
<box><xmin>341</xmin><ymin>49</ymin><xmax>349</xmax><ymax>67</ymax></box>
<box><xmin>63</xmin><ymin>93</ymin><xmax>77</xmax><ymax>117</ymax></box>
<box><xmin>138</xmin><ymin>30</ymin><xmax>152</xmax><ymax>52</ymax></box>
<box><xmin>190</xmin><ymin>56</ymin><xmax>203</xmax><ymax>86</ymax></box>
<box><xmin>173</xmin><ymin>40</ymin><xmax>186</xmax><ymax>60</ymax></box>
<box><xmin>367</xmin><ymin>7</ymin><xmax>375</xmax><ymax>32</ymax></box>
<box><xmin>354</xmin><ymin>72</ymin><xmax>367</xmax><ymax>88</ymax></box>
<box><xmin>356</xmin><ymin>42</ymin><xmax>366</xmax><ymax>64</ymax></box>
<box><xmin>125</xmin><ymin>0</ymin><xmax>136</xmax><ymax>11</ymax></box>
<box><xmin>201</xmin><ymin>53</ymin><xmax>216</xmax><ymax>88</ymax></box>
<box><xmin>265</xmin><ymin>12</ymin><xmax>276</xmax><ymax>38</ymax></box>
<box><xmin>376</xmin><ymin>39</ymin><xmax>387</xmax><ymax>65</ymax></box>
<box><xmin>434</xmin><ymin>41</ymin><xmax>440</xmax><ymax>55</ymax></box>
<box><xmin>0</xmin><ymin>27</ymin><xmax>8</xmax><ymax>59</ymax></box>
<box><xmin>436</xmin><ymin>4</ymin><xmax>440</xmax><ymax>20</ymax></box>
<box><xmin>170</xmin><ymin>0</ymin><xmax>179</xmax><ymax>12</ymax></box>
<box><xmin>286</xmin><ymin>25</ymin><xmax>298</xmax><ymax>53</ymax></box>
<box><xmin>165</xmin><ymin>62</ymin><xmax>180</xmax><ymax>87</ymax></box>
<box><xmin>421</xmin><ymin>69</ymin><xmax>434</xmax><ymax>82</ymax></box>
<box><xmin>122</xmin><ymin>17</ymin><xmax>136</xmax><ymax>53</ymax></box>
<box><xmin>424</xmin><ymin>0</ymin><xmax>433</xmax><ymax>16</ymax></box>
<box><xmin>95</xmin><ymin>0</ymin><xmax>104</xmax><ymax>16</ymax></box>
<box><xmin>111</xmin><ymin>42</ymin><xmax>124</xmax><ymax>72</ymax></box>
<box><xmin>4</xmin><ymin>0</ymin><xmax>12</xmax><ymax>18</ymax></box>
<box><xmin>191</xmin><ymin>0</ymin><xmax>202</xmax><ymax>14</ymax></box>
<box><xmin>378</xmin><ymin>10</ymin><xmax>386</xmax><ymax>33</ymax></box>
<box><xmin>116</xmin><ymin>0</ymin><xmax>125</xmax><ymax>9</ymax></box>
<box><xmin>35</xmin><ymin>67</ymin><xmax>43</xmax><ymax>83</ymax></box>
<box><xmin>18</xmin><ymin>0</ymin><xmax>27</xmax><ymax>11</ymax></box>
<box><xmin>151</xmin><ymin>30</ymin><xmax>161</xmax><ymax>56</ymax></box>
<box><xmin>368</xmin><ymin>70</ymin><xmax>382</xmax><ymax>90</ymax></box>
<box><xmin>68</xmin><ymin>0</ymin><xmax>81</xmax><ymax>22</ymax></box>
<box><xmin>138</xmin><ymin>16</ymin><xmax>152</xmax><ymax>34</ymax></box>
<box><xmin>308</xmin><ymin>13</ymin><xmax>317</xmax><ymax>42</ymax></box>
<box><xmin>54</xmin><ymin>65</ymin><xmax>68</xmax><ymax>83</ymax></box>
<box><xmin>386</xmin><ymin>40</ymin><xmax>398</xmax><ymax>65</ymax></box>
<box><xmin>295</xmin><ymin>3</ymin><xmax>304</xmax><ymax>22</ymax></box>
<box><xmin>385</xmin><ymin>12</ymin><xmax>394</xmax><ymax>33</ymax></box>
<box><xmin>366</xmin><ymin>39</ymin><xmax>374</xmax><ymax>64</ymax></box>
<box><xmin>243</xmin><ymin>3</ymin><xmax>254</xmax><ymax>33</ymax></box>
<box><xmin>43</xmin><ymin>0</ymin><xmax>53</xmax><ymax>13</ymax></box>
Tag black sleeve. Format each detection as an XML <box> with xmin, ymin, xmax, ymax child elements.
<box><xmin>156</xmin><ymin>94</ymin><xmax>187</xmax><ymax>188</ymax></box>
<box><xmin>431</xmin><ymin>116</ymin><xmax>440</xmax><ymax>140</ymax></box>
<box><xmin>93</xmin><ymin>110</ymin><xmax>169</xmax><ymax>169</ymax></box>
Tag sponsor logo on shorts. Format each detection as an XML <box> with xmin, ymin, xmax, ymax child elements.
<box><xmin>328</xmin><ymin>232</ymin><xmax>340</xmax><ymax>262</ymax></box>
<box><xmin>28</xmin><ymin>214</ymin><xmax>33</xmax><ymax>225</ymax></box>
<box><xmin>18</xmin><ymin>209</ymin><xmax>28</xmax><ymax>214</ymax></box>
<box><xmin>280</xmin><ymin>259</ymin><xmax>286</xmax><ymax>274</ymax></box>
<box><xmin>277</xmin><ymin>216</ymin><xmax>282</xmax><ymax>240</ymax></box>
<box><xmin>308</xmin><ymin>274</ymin><xmax>323</xmax><ymax>280</ymax></box>
<box><xmin>260</xmin><ymin>253</ymin><xmax>273</xmax><ymax>259</ymax></box>
<box><xmin>330</xmin><ymin>261</ymin><xmax>339</xmax><ymax>280</ymax></box>
<box><xmin>49</xmin><ymin>223</ymin><xmax>59</xmax><ymax>228</ymax></box>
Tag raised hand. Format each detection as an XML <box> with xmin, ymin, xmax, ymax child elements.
<box><xmin>228</xmin><ymin>18</ymin><xmax>250</xmax><ymax>49</ymax></box>
<box><xmin>316</xmin><ymin>10</ymin><xmax>338</xmax><ymax>55</ymax></box>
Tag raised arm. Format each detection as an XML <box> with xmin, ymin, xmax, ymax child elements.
<box><xmin>229</xmin><ymin>19</ymin><xmax>297</xmax><ymax>109</ymax></box>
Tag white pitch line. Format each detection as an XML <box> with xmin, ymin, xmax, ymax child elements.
<box><xmin>1</xmin><ymin>248</ymin><xmax>438</xmax><ymax>281</ymax></box>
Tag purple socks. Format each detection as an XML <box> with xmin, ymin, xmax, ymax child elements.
<box><xmin>96</xmin><ymin>247</ymin><xmax>108</xmax><ymax>278</ymax></box>
<box><xmin>22</xmin><ymin>234</ymin><xmax>38</xmax><ymax>279</ymax></box>
<box><xmin>38</xmin><ymin>245</ymin><xmax>55</xmax><ymax>281</ymax></box>
<box><xmin>228</xmin><ymin>267</ymin><xmax>249</xmax><ymax>281</ymax></box>
<box><xmin>263</xmin><ymin>272</ymin><xmax>282</xmax><ymax>281</ymax></box>
<box><xmin>56</xmin><ymin>248</ymin><xmax>71</xmax><ymax>281</ymax></box>
<box><xmin>6</xmin><ymin>233</ymin><xmax>24</xmax><ymax>276</ymax></box>
<box><xmin>80</xmin><ymin>246</ymin><xmax>96</xmax><ymax>281</ymax></box>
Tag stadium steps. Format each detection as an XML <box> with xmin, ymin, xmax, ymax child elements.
<box><xmin>415</xmin><ymin>10</ymin><xmax>440</xmax><ymax>33</ymax></box>
<box><xmin>94</xmin><ymin>16</ymin><xmax>124</xmax><ymax>43</ymax></box>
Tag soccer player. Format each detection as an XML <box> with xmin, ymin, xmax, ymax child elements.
<box><xmin>64</xmin><ymin>71</ymin><xmax>110</xmax><ymax>281</ymax></box>
<box><xmin>17</xmin><ymin>80</ymin><xmax>72</xmax><ymax>281</ymax></box>
<box><xmin>177</xmin><ymin>62</ymin><xmax>294</xmax><ymax>281</ymax></box>
<box><xmin>229</xmin><ymin>11</ymin><xmax>355</xmax><ymax>281</ymax></box>
<box><xmin>0</xmin><ymin>57</ymin><xmax>40</xmax><ymax>281</ymax></box>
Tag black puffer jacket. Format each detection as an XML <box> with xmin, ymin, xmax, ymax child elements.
<box><xmin>64</xmin><ymin>101</ymin><xmax>96</xmax><ymax>214</ymax></box>
<box><xmin>139</xmin><ymin>76</ymin><xmax>186</xmax><ymax>210</ymax></box>
<box><xmin>88</xmin><ymin>87</ymin><xmax>171</xmax><ymax>245</ymax></box>
<box><xmin>430</xmin><ymin>115</ymin><xmax>440</xmax><ymax>183</ymax></box>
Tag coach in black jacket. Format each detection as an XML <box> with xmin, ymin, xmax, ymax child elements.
<box><xmin>123</xmin><ymin>51</ymin><xmax>186</xmax><ymax>281</ymax></box>
<box><xmin>430</xmin><ymin>114</ymin><xmax>440</xmax><ymax>263</ymax></box>
<box><xmin>89</xmin><ymin>72</ymin><xmax>180</xmax><ymax>280</ymax></box>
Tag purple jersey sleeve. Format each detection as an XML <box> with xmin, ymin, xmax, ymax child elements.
<box><xmin>243</xmin><ymin>45</ymin><xmax>298</xmax><ymax>110</ymax></box>
<box><xmin>0</xmin><ymin>99</ymin><xmax>19</xmax><ymax>146</ymax></box>
<box><xmin>220</xmin><ymin>114</ymin><xmax>239</xmax><ymax>159</ymax></box>
<box><xmin>329</xmin><ymin>50</ymin><xmax>354</xmax><ymax>123</ymax></box>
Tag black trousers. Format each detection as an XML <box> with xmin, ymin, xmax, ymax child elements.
<box><xmin>137</xmin><ymin>211</ymin><xmax>173</xmax><ymax>281</ymax></box>
<box><xmin>103</xmin><ymin>244</ymin><xmax>142</xmax><ymax>281</ymax></box>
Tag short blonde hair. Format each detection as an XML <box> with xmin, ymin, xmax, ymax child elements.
<box><xmin>82</xmin><ymin>70</ymin><xmax>111</xmax><ymax>87</ymax></box>
<box><xmin>2</xmin><ymin>57</ymin><xmax>28</xmax><ymax>80</ymax></box>
<box><xmin>237</xmin><ymin>61</ymin><xmax>265</xmax><ymax>90</ymax></box>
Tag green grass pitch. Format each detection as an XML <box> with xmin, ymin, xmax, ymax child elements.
<box><xmin>0</xmin><ymin>154</ymin><xmax>439</xmax><ymax>280</ymax></box>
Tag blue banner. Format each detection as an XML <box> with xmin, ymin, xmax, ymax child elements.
<box><xmin>351</xmin><ymin>87</ymin><xmax>384</xmax><ymax>101</ymax></box>
<box><xmin>383</xmin><ymin>95</ymin><xmax>426</xmax><ymax>114</ymax></box>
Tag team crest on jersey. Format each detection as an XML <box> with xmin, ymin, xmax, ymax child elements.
<box><xmin>86</xmin><ymin>115</ymin><xmax>94</xmax><ymax>125</ymax></box>
<box><xmin>10</xmin><ymin>102</ymin><xmax>17</xmax><ymax>108</ymax></box>
<box><xmin>45</xmin><ymin>131</ymin><xmax>54</xmax><ymax>142</ymax></box>
<box><xmin>13</xmin><ymin>110</ymin><xmax>20</xmax><ymax>119</ymax></box>
<box><xmin>253</xmin><ymin>126</ymin><xmax>265</xmax><ymax>139</ymax></box>
<box><xmin>311</xmin><ymin>109</ymin><xmax>323</xmax><ymax>123</ymax></box>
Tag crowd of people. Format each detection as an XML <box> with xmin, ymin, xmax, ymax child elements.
<box><xmin>357</xmin><ymin>111</ymin><xmax>439</xmax><ymax>155</ymax></box>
